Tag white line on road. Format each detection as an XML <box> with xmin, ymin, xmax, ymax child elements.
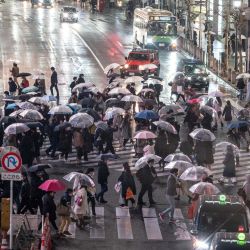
<box><xmin>90</xmin><ymin>207</ymin><xmax>105</xmax><ymax>239</ymax></box>
<box><xmin>116</xmin><ymin>207</ymin><xmax>133</xmax><ymax>239</ymax></box>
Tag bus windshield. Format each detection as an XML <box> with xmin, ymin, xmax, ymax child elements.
<box><xmin>148</xmin><ymin>21</ymin><xmax>177</xmax><ymax>36</ymax></box>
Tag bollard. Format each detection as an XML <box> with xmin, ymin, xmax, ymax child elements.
<box><xmin>228</xmin><ymin>68</ymin><xmax>232</xmax><ymax>81</ymax></box>
<box><xmin>231</xmin><ymin>70</ymin><xmax>236</xmax><ymax>84</ymax></box>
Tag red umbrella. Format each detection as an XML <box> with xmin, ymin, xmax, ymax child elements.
<box><xmin>187</xmin><ymin>98</ymin><xmax>201</xmax><ymax>104</ymax></box>
<box><xmin>39</xmin><ymin>179</ymin><xmax>66</xmax><ymax>192</ymax></box>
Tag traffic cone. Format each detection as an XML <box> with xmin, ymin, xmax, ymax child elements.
<box><xmin>0</xmin><ymin>238</ymin><xmax>8</xmax><ymax>250</ymax></box>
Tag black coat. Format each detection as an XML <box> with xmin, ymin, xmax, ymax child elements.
<box><xmin>19</xmin><ymin>134</ymin><xmax>35</xmax><ymax>164</ymax></box>
<box><xmin>194</xmin><ymin>141</ymin><xmax>214</xmax><ymax>165</ymax></box>
<box><xmin>43</xmin><ymin>193</ymin><xmax>57</xmax><ymax>221</ymax></box>
<box><xmin>118</xmin><ymin>171</ymin><xmax>136</xmax><ymax>198</ymax></box>
<box><xmin>97</xmin><ymin>161</ymin><xmax>110</xmax><ymax>184</ymax></box>
<box><xmin>51</xmin><ymin>71</ymin><xmax>58</xmax><ymax>85</ymax></box>
<box><xmin>136</xmin><ymin>165</ymin><xmax>156</xmax><ymax>185</ymax></box>
<box><xmin>223</xmin><ymin>152</ymin><xmax>239</xmax><ymax>177</ymax></box>
<box><xmin>155</xmin><ymin>132</ymin><xmax>168</xmax><ymax>158</ymax></box>
<box><xmin>223</xmin><ymin>105</ymin><xmax>233</xmax><ymax>122</ymax></box>
<box><xmin>30</xmin><ymin>175</ymin><xmax>45</xmax><ymax>200</ymax></box>
<box><xmin>20</xmin><ymin>179</ymin><xmax>31</xmax><ymax>201</ymax></box>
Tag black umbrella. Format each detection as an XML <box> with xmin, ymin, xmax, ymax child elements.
<box><xmin>80</xmin><ymin>98</ymin><xmax>95</xmax><ymax>108</ymax></box>
<box><xmin>79</xmin><ymin>108</ymin><xmax>101</xmax><ymax>122</ymax></box>
<box><xmin>17</xmin><ymin>72</ymin><xmax>32</xmax><ymax>77</ymax></box>
<box><xmin>54</xmin><ymin>122</ymin><xmax>71</xmax><ymax>132</ymax></box>
<box><xmin>140</xmin><ymin>98</ymin><xmax>156</xmax><ymax>107</ymax></box>
<box><xmin>105</xmin><ymin>98</ymin><xmax>125</xmax><ymax>108</ymax></box>
<box><xmin>0</xmin><ymin>116</ymin><xmax>17</xmax><ymax>128</ymax></box>
<box><xmin>28</xmin><ymin>164</ymin><xmax>52</xmax><ymax>173</ymax></box>
<box><xmin>25</xmin><ymin>122</ymin><xmax>44</xmax><ymax>129</ymax></box>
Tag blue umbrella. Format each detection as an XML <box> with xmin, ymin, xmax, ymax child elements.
<box><xmin>22</xmin><ymin>86</ymin><xmax>39</xmax><ymax>94</ymax></box>
<box><xmin>6</xmin><ymin>103</ymin><xmax>17</xmax><ymax>110</ymax></box>
<box><xmin>227</xmin><ymin>120</ymin><xmax>249</xmax><ymax>129</ymax></box>
<box><xmin>134</xmin><ymin>110</ymin><xmax>159</xmax><ymax>121</ymax></box>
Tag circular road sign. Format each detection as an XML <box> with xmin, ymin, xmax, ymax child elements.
<box><xmin>1</xmin><ymin>152</ymin><xmax>22</xmax><ymax>173</ymax></box>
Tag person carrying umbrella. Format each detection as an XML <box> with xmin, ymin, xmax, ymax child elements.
<box><xmin>85</xmin><ymin>168</ymin><xmax>96</xmax><ymax>216</ymax></box>
<box><xmin>10</xmin><ymin>62</ymin><xmax>19</xmax><ymax>83</ymax></box>
<box><xmin>159</xmin><ymin>168</ymin><xmax>179</xmax><ymax>222</ymax></box>
<box><xmin>70</xmin><ymin>77</ymin><xmax>78</xmax><ymax>91</ymax></box>
<box><xmin>58</xmin><ymin>127</ymin><xmax>72</xmax><ymax>162</ymax></box>
<box><xmin>73</xmin><ymin>128</ymin><xmax>84</xmax><ymax>164</ymax></box>
<box><xmin>237</xmin><ymin>77</ymin><xmax>246</xmax><ymax>100</ymax></box>
<box><xmin>222</xmin><ymin>100</ymin><xmax>234</xmax><ymax>125</ymax></box>
<box><xmin>121</xmin><ymin>111</ymin><xmax>133</xmax><ymax>149</ymax></box>
<box><xmin>104</xmin><ymin>120</ymin><xmax>117</xmax><ymax>155</ymax></box>
<box><xmin>136</xmin><ymin>159</ymin><xmax>157</xmax><ymax>206</ymax></box>
<box><xmin>8</xmin><ymin>77</ymin><xmax>18</xmax><ymax>96</ymax></box>
<box><xmin>184</xmin><ymin>105</ymin><xmax>200</xmax><ymax>133</ymax></box>
<box><xmin>50</xmin><ymin>67</ymin><xmax>59</xmax><ymax>98</ymax></box>
<box><xmin>155</xmin><ymin>129</ymin><xmax>169</xmax><ymax>170</ymax></box>
<box><xmin>77</xmin><ymin>73</ymin><xmax>85</xmax><ymax>84</ymax></box>
<box><xmin>45</xmin><ymin>117</ymin><xmax>59</xmax><ymax>158</ymax></box>
<box><xmin>68</xmin><ymin>92</ymin><xmax>78</xmax><ymax>104</ymax></box>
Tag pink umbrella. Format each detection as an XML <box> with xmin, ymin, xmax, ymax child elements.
<box><xmin>134</xmin><ymin>130</ymin><xmax>156</xmax><ymax>140</ymax></box>
<box><xmin>39</xmin><ymin>179</ymin><xmax>66</xmax><ymax>192</ymax></box>
<box><xmin>187</xmin><ymin>98</ymin><xmax>201</xmax><ymax>104</ymax></box>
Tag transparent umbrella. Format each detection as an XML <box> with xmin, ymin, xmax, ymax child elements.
<box><xmin>180</xmin><ymin>166</ymin><xmax>212</xmax><ymax>182</ymax></box>
<box><xmin>153</xmin><ymin>121</ymin><xmax>177</xmax><ymax>134</ymax></box>
<box><xmin>4</xmin><ymin>123</ymin><xmax>30</xmax><ymax>135</ymax></box>
<box><xmin>189</xmin><ymin>128</ymin><xmax>216</xmax><ymax>141</ymax></box>
<box><xmin>49</xmin><ymin>105</ymin><xmax>73</xmax><ymax>115</ymax></box>
<box><xmin>189</xmin><ymin>182</ymin><xmax>220</xmax><ymax>195</ymax></box>
<box><xmin>17</xmin><ymin>102</ymin><xmax>37</xmax><ymax>110</ymax></box>
<box><xmin>19</xmin><ymin>109</ymin><xmax>44</xmax><ymax>121</ymax></box>
<box><xmin>133</xmin><ymin>154</ymin><xmax>161</xmax><ymax>170</ymax></box>
<box><xmin>69</xmin><ymin>113</ymin><xmax>94</xmax><ymax>128</ymax></box>
<box><xmin>63</xmin><ymin>172</ymin><xmax>95</xmax><ymax>187</ymax></box>
<box><xmin>164</xmin><ymin>153</ymin><xmax>192</xmax><ymax>163</ymax></box>
<box><xmin>164</xmin><ymin>160</ymin><xmax>193</xmax><ymax>175</ymax></box>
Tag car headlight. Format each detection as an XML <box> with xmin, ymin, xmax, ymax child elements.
<box><xmin>171</xmin><ymin>40</ymin><xmax>177</xmax><ymax>47</ymax></box>
<box><xmin>187</xmin><ymin>76</ymin><xmax>191</xmax><ymax>81</ymax></box>
<box><xmin>73</xmin><ymin>13</ymin><xmax>78</xmax><ymax>18</ymax></box>
<box><xmin>139</xmin><ymin>65</ymin><xmax>144</xmax><ymax>71</ymax></box>
<box><xmin>193</xmin><ymin>240</ymin><xmax>209</xmax><ymax>249</ymax></box>
<box><xmin>147</xmin><ymin>37</ymin><xmax>153</xmax><ymax>44</ymax></box>
<box><xmin>203</xmin><ymin>77</ymin><xmax>207</xmax><ymax>81</ymax></box>
<box><xmin>117</xmin><ymin>0</ymin><xmax>122</xmax><ymax>7</ymax></box>
<box><xmin>63</xmin><ymin>13</ymin><xmax>69</xmax><ymax>17</ymax></box>
<box><xmin>124</xmin><ymin>64</ymin><xmax>129</xmax><ymax>69</ymax></box>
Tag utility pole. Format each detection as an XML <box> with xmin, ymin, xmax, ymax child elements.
<box><xmin>224</xmin><ymin>1</ymin><xmax>230</xmax><ymax>74</ymax></box>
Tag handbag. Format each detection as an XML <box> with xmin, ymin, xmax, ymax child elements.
<box><xmin>125</xmin><ymin>187</ymin><xmax>134</xmax><ymax>200</ymax></box>
<box><xmin>114</xmin><ymin>182</ymin><xmax>121</xmax><ymax>193</ymax></box>
<box><xmin>57</xmin><ymin>203</ymin><xmax>70</xmax><ymax>216</ymax></box>
<box><xmin>76</xmin><ymin>196</ymin><xmax>83</xmax><ymax>206</ymax></box>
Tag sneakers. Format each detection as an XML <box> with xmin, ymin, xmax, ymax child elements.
<box><xmin>63</xmin><ymin>231</ymin><xmax>72</xmax><ymax>236</ymax></box>
<box><xmin>159</xmin><ymin>213</ymin><xmax>165</xmax><ymax>222</ymax></box>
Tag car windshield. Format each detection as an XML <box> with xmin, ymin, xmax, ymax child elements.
<box><xmin>148</xmin><ymin>21</ymin><xmax>177</xmax><ymax>36</ymax></box>
<box><xmin>128</xmin><ymin>53</ymin><xmax>149</xmax><ymax>61</ymax></box>
<box><xmin>63</xmin><ymin>7</ymin><xmax>76</xmax><ymax>12</ymax></box>
<box><xmin>184</xmin><ymin>64</ymin><xmax>206</xmax><ymax>75</ymax></box>
<box><xmin>198</xmin><ymin>210</ymin><xmax>247</xmax><ymax>234</ymax></box>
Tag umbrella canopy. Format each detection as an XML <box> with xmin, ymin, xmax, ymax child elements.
<box><xmin>134</xmin><ymin>130</ymin><xmax>156</xmax><ymax>140</ymax></box>
<box><xmin>108</xmin><ymin>87</ymin><xmax>131</xmax><ymax>96</ymax></box>
<box><xmin>124</xmin><ymin>76</ymin><xmax>144</xmax><ymax>84</ymax></box>
<box><xmin>139</xmin><ymin>88</ymin><xmax>154</xmax><ymax>94</ymax></box>
<box><xmin>25</xmin><ymin>122</ymin><xmax>43</xmax><ymax>129</ymax></box>
<box><xmin>187</xmin><ymin>98</ymin><xmax>201</xmax><ymax>104</ymax></box>
<box><xmin>17</xmin><ymin>72</ymin><xmax>32</xmax><ymax>77</ymax></box>
<box><xmin>180</xmin><ymin>166</ymin><xmax>212</xmax><ymax>182</ymax></box>
<box><xmin>0</xmin><ymin>116</ymin><xmax>17</xmax><ymax>127</ymax></box>
<box><xmin>189</xmin><ymin>182</ymin><xmax>220</xmax><ymax>195</ymax></box>
<box><xmin>9</xmin><ymin>110</ymin><xmax>23</xmax><ymax>118</ymax></box>
<box><xmin>159</xmin><ymin>104</ymin><xmax>184</xmax><ymax>116</ymax></box>
<box><xmin>135</xmin><ymin>110</ymin><xmax>159</xmax><ymax>121</ymax></box>
<box><xmin>121</xmin><ymin>95</ymin><xmax>143</xmax><ymax>103</ymax></box>
<box><xmin>54</xmin><ymin>122</ymin><xmax>71</xmax><ymax>132</ymax></box>
<box><xmin>105</xmin><ymin>98</ymin><xmax>124</xmax><ymax>108</ymax></box>
<box><xmin>67</xmin><ymin>103</ymin><xmax>82</xmax><ymax>113</ymax></box>
<box><xmin>134</xmin><ymin>154</ymin><xmax>161</xmax><ymax>170</ymax></box>
<box><xmin>4</xmin><ymin>123</ymin><xmax>30</xmax><ymax>135</ymax></box>
<box><xmin>144</xmin><ymin>78</ymin><xmax>163</xmax><ymax>85</ymax></box>
<box><xmin>6</xmin><ymin>103</ymin><xmax>17</xmax><ymax>110</ymax></box>
<box><xmin>72</xmin><ymin>83</ymin><xmax>94</xmax><ymax>92</ymax></box>
<box><xmin>140</xmin><ymin>99</ymin><xmax>156</xmax><ymax>107</ymax></box>
<box><xmin>42</xmin><ymin>95</ymin><xmax>57</xmax><ymax>102</ymax></box>
<box><xmin>19</xmin><ymin>109</ymin><xmax>44</xmax><ymax>121</ymax></box>
<box><xmin>88</xmin><ymin>86</ymin><xmax>100</xmax><ymax>95</ymax></box>
<box><xmin>95</xmin><ymin>121</ymin><xmax>108</xmax><ymax>131</ymax></box>
<box><xmin>236</xmin><ymin>73</ymin><xmax>250</xmax><ymax>79</ymax></box>
<box><xmin>29</xmin><ymin>164</ymin><xmax>52</xmax><ymax>173</ymax></box>
<box><xmin>63</xmin><ymin>172</ymin><xmax>95</xmax><ymax>187</ymax></box>
<box><xmin>215</xmin><ymin>142</ymin><xmax>240</xmax><ymax>154</ymax></box>
<box><xmin>39</xmin><ymin>179</ymin><xmax>66</xmax><ymax>192</ymax></box>
<box><xmin>164</xmin><ymin>160</ymin><xmax>193</xmax><ymax>174</ymax></box>
<box><xmin>200</xmin><ymin>105</ymin><xmax>217</xmax><ymax>116</ymax></box>
<box><xmin>227</xmin><ymin>120</ymin><xmax>249</xmax><ymax>129</ymax></box>
<box><xmin>99</xmin><ymin>153</ymin><xmax>118</xmax><ymax>161</ymax></box>
<box><xmin>49</xmin><ymin>105</ymin><xmax>73</xmax><ymax>115</ymax></box>
<box><xmin>17</xmin><ymin>102</ymin><xmax>37</xmax><ymax>110</ymax></box>
<box><xmin>165</xmin><ymin>153</ymin><xmax>192</xmax><ymax>163</ymax></box>
<box><xmin>104</xmin><ymin>63</ymin><xmax>120</xmax><ymax>74</ymax></box>
<box><xmin>29</xmin><ymin>97</ymin><xmax>49</xmax><ymax>106</ymax></box>
<box><xmin>22</xmin><ymin>86</ymin><xmax>39</xmax><ymax>94</ymax></box>
<box><xmin>104</xmin><ymin>107</ymin><xmax>125</xmax><ymax>120</ymax></box>
<box><xmin>208</xmin><ymin>91</ymin><xmax>224</xmax><ymax>97</ymax></box>
<box><xmin>141</xmin><ymin>64</ymin><xmax>158</xmax><ymax>70</ymax></box>
<box><xmin>153</xmin><ymin>121</ymin><xmax>177</xmax><ymax>134</ymax></box>
<box><xmin>189</xmin><ymin>128</ymin><xmax>216</xmax><ymax>141</ymax></box>
<box><xmin>69</xmin><ymin>113</ymin><xmax>94</xmax><ymax>128</ymax></box>
<box><xmin>79</xmin><ymin>108</ymin><xmax>101</xmax><ymax>122</ymax></box>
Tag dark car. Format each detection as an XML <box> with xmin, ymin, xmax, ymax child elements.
<box><xmin>177</xmin><ymin>59</ymin><xmax>209</xmax><ymax>91</ymax></box>
<box><xmin>209</xmin><ymin>232</ymin><xmax>250</xmax><ymax>250</ymax></box>
<box><xmin>191</xmin><ymin>195</ymin><xmax>249</xmax><ymax>250</ymax></box>
<box><xmin>32</xmin><ymin>0</ymin><xmax>54</xmax><ymax>7</ymax></box>
<box><xmin>60</xmin><ymin>6</ymin><xmax>78</xmax><ymax>23</ymax></box>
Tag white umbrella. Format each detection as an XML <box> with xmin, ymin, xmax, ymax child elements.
<box><xmin>124</xmin><ymin>76</ymin><xmax>144</xmax><ymax>84</ymax></box>
<box><xmin>4</xmin><ymin>123</ymin><xmax>30</xmax><ymax>135</ymax></box>
<box><xmin>69</xmin><ymin>113</ymin><xmax>94</xmax><ymax>128</ymax></box>
<box><xmin>108</xmin><ymin>87</ymin><xmax>131</xmax><ymax>96</ymax></box>
<box><xmin>164</xmin><ymin>153</ymin><xmax>192</xmax><ymax>163</ymax></box>
<box><xmin>29</xmin><ymin>97</ymin><xmax>49</xmax><ymax>106</ymax></box>
<box><xmin>9</xmin><ymin>110</ymin><xmax>23</xmax><ymax>118</ymax></box>
<box><xmin>104</xmin><ymin>63</ymin><xmax>120</xmax><ymax>74</ymax></box>
<box><xmin>121</xmin><ymin>95</ymin><xmax>143</xmax><ymax>103</ymax></box>
<box><xmin>215</xmin><ymin>142</ymin><xmax>240</xmax><ymax>154</ymax></box>
<box><xmin>189</xmin><ymin>128</ymin><xmax>216</xmax><ymax>141</ymax></box>
<box><xmin>63</xmin><ymin>172</ymin><xmax>95</xmax><ymax>187</ymax></box>
<box><xmin>19</xmin><ymin>109</ymin><xmax>44</xmax><ymax>121</ymax></box>
<box><xmin>164</xmin><ymin>160</ymin><xmax>193</xmax><ymax>175</ymax></box>
<box><xmin>72</xmin><ymin>83</ymin><xmax>95</xmax><ymax>92</ymax></box>
<box><xmin>133</xmin><ymin>154</ymin><xmax>161</xmax><ymax>170</ymax></box>
<box><xmin>236</xmin><ymin>73</ymin><xmax>250</xmax><ymax>79</ymax></box>
<box><xmin>95</xmin><ymin>121</ymin><xmax>108</xmax><ymax>131</ymax></box>
<box><xmin>141</xmin><ymin>64</ymin><xmax>158</xmax><ymax>70</ymax></box>
<box><xmin>180</xmin><ymin>166</ymin><xmax>212</xmax><ymax>182</ymax></box>
<box><xmin>208</xmin><ymin>91</ymin><xmax>224</xmax><ymax>98</ymax></box>
<box><xmin>144</xmin><ymin>78</ymin><xmax>163</xmax><ymax>85</ymax></box>
<box><xmin>104</xmin><ymin>107</ymin><xmax>125</xmax><ymax>120</ymax></box>
<box><xmin>42</xmin><ymin>95</ymin><xmax>57</xmax><ymax>102</ymax></box>
<box><xmin>189</xmin><ymin>182</ymin><xmax>220</xmax><ymax>195</ymax></box>
<box><xmin>153</xmin><ymin>121</ymin><xmax>177</xmax><ymax>134</ymax></box>
<box><xmin>199</xmin><ymin>105</ymin><xmax>218</xmax><ymax>116</ymax></box>
<box><xmin>17</xmin><ymin>102</ymin><xmax>37</xmax><ymax>110</ymax></box>
<box><xmin>159</xmin><ymin>104</ymin><xmax>184</xmax><ymax>116</ymax></box>
<box><xmin>48</xmin><ymin>105</ymin><xmax>73</xmax><ymax>115</ymax></box>
<box><xmin>32</xmin><ymin>72</ymin><xmax>45</xmax><ymax>80</ymax></box>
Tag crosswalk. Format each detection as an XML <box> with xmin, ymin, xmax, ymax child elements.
<box><xmin>66</xmin><ymin>207</ymin><xmax>191</xmax><ymax>241</ymax></box>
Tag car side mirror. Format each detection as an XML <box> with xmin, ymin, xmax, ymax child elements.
<box><xmin>125</xmin><ymin>57</ymin><xmax>128</xmax><ymax>60</ymax></box>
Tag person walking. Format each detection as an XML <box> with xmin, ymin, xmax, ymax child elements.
<box><xmin>10</xmin><ymin>62</ymin><xmax>19</xmax><ymax>82</ymax></box>
<box><xmin>118</xmin><ymin>162</ymin><xmax>136</xmax><ymax>207</ymax></box>
<box><xmin>70</xmin><ymin>77</ymin><xmax>78</xmax><ymax>91</ymax></box>
<box><xmin>85</xmin><ymin>168</ymin><xmax>96</xmax><ymax>216</ymax></box>
<box><xmin>136</xmin><ymin>159</ymin><xmax>157</xmax><ymax>206</ymax></box>
<box><xmin>222</xmin><ymin>100</ymin><xmax>234</xmax><ymax>125</ymax></box>
<box><xmin>96</xmin><ymin>158</ymin><xmax>110</xmax><ymax>203</ymax></box>
<box><xmin>73</xmin><ymin>128</ymin><xmax>84</xmax><ymax>164</ymax></box>
<box><xmin>50</xmin><ymin>67</ymin><xmax>59</xmax><ymax>98</ymax></box>
<box><xmin>219</xmin><ymin>145</ymin><xmax>240</xmax><ymax>184</ymax></box>
<box><xmin>159</xmin><ymin>168</ymin><xmax>179</xmax><ymax>222</ymax></box>
<box><xmin>104</xmin><ymin>120</ymin><xmax>117</xmax><ymax>155</ymax></box>
<box><xmin>58</xmin><ymin>128</ymin><xmax>72</xmax><ymax>161</ymax></box>
<box><xmin>237</xmin><ymin>78</ymin><xmax>246</xmax><ymax>100</ymax></box>
<box><xmin>121</xmin><ymin>112</ymin><xmax>133</xmax><ymax>149</ymax></box>
<box><xmin>77</xmin><ymin>73</ymin><xmax>85</xmax><ymax>84</ymax></box>
<box><xmin>155</xmin><ymin>129</ymin><xmax>169</xmax><ymax>169</ymax></box>
<box><xmin>8</xmin><ymin>77</ymin><xmax>17</xmax><ymax>96</ymax></box>
<box><xmin>246</xmin><ymin>78</ymin><xmax>250</xmax><ymax>103</ymax></box>
<box><xmin>58</xmin><ymin>188</ymin><xmax>73</xmax><ymax>236</ymax></box>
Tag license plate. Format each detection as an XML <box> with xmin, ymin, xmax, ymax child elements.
<box><xmin>159</xmin><ymin>43</ymin><xmax>165</xmax><ymax>47</ymax></box>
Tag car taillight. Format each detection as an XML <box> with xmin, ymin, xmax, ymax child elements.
<box><xmin>238</xmin><ymin>225</ymin><xmax>245</xmax><ymax>232</ymax></box>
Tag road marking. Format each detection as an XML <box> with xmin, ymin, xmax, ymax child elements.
<box><xmin>72</xmin><ymin>29</ymin><xmax>105</xmax><ymax>71</ymax></box>
<box><xmin>90</xmin><ymin>207</ymin><xmax>105</xmax><ymax>239</ymax></box>
<box><xmin>173</xmin><ymin>208</ymin><xmax>191</xmax><ymax>241</ymax></box>
<box><xmin>116</xmin><ymin>207</ymin><xmax>133</xmax><ymax>239</ymax></box>
<box><xmin>142</xmin><ymin>208</ymin><xmax>163</xmax><ymax>240</ymax></box>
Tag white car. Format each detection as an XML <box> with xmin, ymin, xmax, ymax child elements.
<box><xmin>60</xmin><ymin>6</ymin><xmax>78</xmax><ymax>23</ymax></box>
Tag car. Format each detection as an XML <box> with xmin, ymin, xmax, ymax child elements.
<box><xmin>31</xmin><ymin>0</ymin><xmax>54</xmax><ymax>8</ymax></box>
<box><xmin>209</xmin><ymin>232</ymin><xmax>250</xmax><ymax>250</ymax></box>
<box><xmin>121</xmin><ymin>48</ymin><xmax>160</xmax><ymax>76</ymax></box>
<box><xmin>177</xmin><ymin>59</ymin><xmax>209</xmax><ymax>91</ymax></box>
<box><xmin>191</xmin><ymin>195</ymin><xmax>249</xmax><ymax>250</ymax></box>
<box><xmin>60</xmin><ymin>6</ymin><xmax>78</xmax><ymax>23</ymax></box>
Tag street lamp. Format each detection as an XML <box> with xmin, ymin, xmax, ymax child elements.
<box><xmin>233</xmin><ymin>0</ymin><xmax>241</xmax><ymax>72</ymax></box>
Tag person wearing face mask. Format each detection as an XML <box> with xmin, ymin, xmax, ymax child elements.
<box><xmin>136</xmin><ymin>159</ymin><xmax>157</xmax><ymax>206</ymax></box>
<box><xmin>85</xmin><ymin>168</ymin><xmax>96</xmax><ymax>216</ymax></box>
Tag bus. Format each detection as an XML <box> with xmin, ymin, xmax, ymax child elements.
<box><xmin>133</xmin><ymin>6</ymin><xmax>178</xmax><ymax>50</ymax></box>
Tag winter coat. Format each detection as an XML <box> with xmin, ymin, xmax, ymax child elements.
<box><xmin>97</xmin><ymin>161</ymin><xmax>110</xmax><ymax>184</ymax></box>
<box><xmin>51</xmin><ymin>71</ymin><xmax>58</xmax><ymax>85</ymax></box>
<box><xmin>237</xmin><ymin>78</ymin><xmax>245</xmax><ymax>90</ymax></box>
<box><xmin>136</xmin><ymin>165</ymin><xmax>156</xmax><ymax>185</ymax></box>
<box><xmin>58</xmin><ymin>130</ymin><xmax>72</xmax><ymax>152</ymax></box>
<box><xmin>30</xmin><ymin>175</ymin><xmax>46</xmax><ymax>200</ymax></box>
<box><xmin>83</xmin><ymin>128</ymin><xmax>93</xmax><ymax>153</ymax></box>
<box><xmin>8</xmin><ymin>80</ymin><xmax>17</xmax><ymax>92</ymax></box>
<box><xmin>43</xmin><ymin>193</ymin><xmax>57</xmax><ymax>221</ymax></box>
<box><xmin>73</xmin><ymin>188</ymin><xmax>89</xmax><ymax>215</ymax></box>
<box><xmin>118</xmin><ymin>171</ymin><xmax>136</xmax><ymax>198</ymax></box>
<box><xmin>121</xmin><ymin>115</ymin><xmax>132</xmax><ymax>139</ymax></box>
<box><xmin>223</xmin><ymin>105</ymin><xmax>233</xmax><ymax>122</ymax></box>
<box><xmin>201</xmin><ymin>113</ymin><xmax>213</xmax><ymax>130</ymax></box>
<box><xmin>194</xmin><ymin>141</ymin><xmax>214</xmax><ymax>165</ymax></box>
<box><xmin>223</xmin><ymin>151</ymin><xmax>239</xmax><ymax>177</ymax></box>
<box><xmin>20</xmin><ymin>179</ymin><xmax>31</xmax><ymax>201</ymax></box>
<box><xmin>72</xmin><ymin>130</ymin><xmax>84</xmax><ymax>148</ymax></box>
<box><xmin>19</xmin><ymin>134</ymin><xmax>35</xmax><ymax>164</ymax></box>
<box><xmin>155</xmin><ymin>132</ymin><xmax>168</xmax><ymax>158</ymax></box>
